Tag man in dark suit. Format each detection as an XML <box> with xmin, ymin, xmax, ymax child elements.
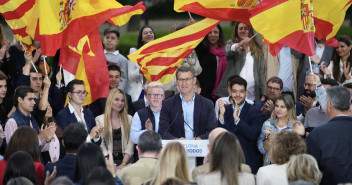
<box><xmin>158</xmin><ymin>66</ymin><xmax>217</xmax><ymax>140</ymax></box>
<box><xmin>45</xmin><ymin>123</ymin><xmax>87</xmax><ymax>181</ymax></box>
<box><xmin>56</xmin><ymin>79</ymin><xmax>102</xmax><ymax>143</ymax></box>
<box><xmin>307</xmin><ymin>86</ymin><xmax>352</xmax><ymax>185</ymax></box>
<box><xmin>218</xmin><ymin>75</ymin><xmax>263</xmax><ymax>173</ymax></box>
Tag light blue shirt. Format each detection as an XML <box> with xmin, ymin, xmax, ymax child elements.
<box><xmin>130</xmin><ymin>108</ymin><xmax>161</xmax><ymax>144</ymax></box>
<box><xmin>277</xmin><ymin>46</ymin><xmax>294</xmax><ymax>92</ymax></box>
<box><xmin>219</xmin><ymin>102</ymin><xmax>245</xmax><ymax>125</ymax></box>
<box><xmin>180</xmin><ymin>93</ymin><xmax>195</xmax><ymax>140</ymax></box>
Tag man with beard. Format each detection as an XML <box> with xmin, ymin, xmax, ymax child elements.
<box><xmin>218</xmin><ymin>75</ymin><xmax>262</xmax><ymax>173</ymax></box>
<box><xmin>304</xmin><ymin>77</ymin><xmax>338</xmax><ymax>133</ymax></box>
<box><xmin>296</xmin><ymin>75</ymin><xmax>319</xmax><ymax>122</ymax></box>
<box><xmin>253</xmin><ymin>77</ymin><xmax>283</xmax><ymax>123</ymax></box>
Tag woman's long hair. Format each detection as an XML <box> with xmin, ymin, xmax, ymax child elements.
<box><xmin>3</xmin><ymin>151</ymin><xmax>39</xmax><ymax>185</ymax></box>
<box><xmin>232</xmin><ymin>22</ymin><xmax>263</xmax><ymax>61</ymax></box>
<box><xmin>332</xmin><ymin>35</ymin><xmax>352</xmax><ymax>83</ymax></box>
<box><xmin>137</xmin><ymin>26</ymin><xmax>156</xmax><ymax>49</ymax></box>
<box><xmin>270</xmin><ymin>94</ymin><xmax>298</xmax><ymax>124</ymax></box>
<box><xmin>4</xmin><ymin>126</ymin><xmax>41</xmax><ymax>162</ymax></box>
<box><xmin>203</xmin><ymin>24</ymin><xmax>226</xmax><ymax>49</ymax></box>
<box><xmin>209</xmin><ymin>132</ymin><xmax>244</xmax><ymax>185</ymax></box>
<box><xmin>150</xmin><ymin>142</ymin><xmax>191</xmax><ymax>185</ymax></box>
<box><xmin>103</xmin><ymin>88</ymin><xmax>130</xmax><ymax>147</ymax></box>
<box><xmin>73</xmin><ymin>143</ymin><xmax>106</xmax><ymax>183</ymax></box>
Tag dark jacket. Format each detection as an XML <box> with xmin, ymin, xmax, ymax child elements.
<box><xmin>137</xmin><ymin>106</ymin><xmax>156</xmax><ymax>130</ymax></box>
<box><xmin>45</xmin><ymin>154</ymin><xmax>76</xmax><ymax>181</ymax></box>
<box><xmin>158</xmin><ymin>93</ymin><xmax>217</xmax><ymax>139</ymax></box>
<box><xmin>220</xmin><ymin>102</ymin><xmax>263</xmax><ymax>173</ymax></box>
<box><xmin>307</xmin><ymin>115</ymin><xmax>352</xmax><ymax>185</ymax></box>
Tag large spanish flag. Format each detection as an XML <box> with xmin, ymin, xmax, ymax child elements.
<box><xmin>38</xmin><ymin>0</ymin><xmax>145</xmax><ymax>56</ymax></box>
<box><xmin>250</xmin><ymin>0</ymin><xmax>315</xmax><ymax>56</ymax></box>
<box><xmin>60</xmin><ymin>29</ymin><xmax>109</xmax><ymax>106</ymax></box>
<box><xmin>0</xmin><ymin>0</ymin><xmax>36</xmax><ymax>45</ymax></box>
<box><xmin>128</xmin><ymin>18</ymin><xmax>220</xmax><ymax>83</ymax></box>
<box><xmin>174</xmin><ymin>0</ymin><xmax>259</xmax><ymax>25</ymax></box>
<box><xmin>314</xmin><ymin>0</ymin><xmax>351</xmax><ymax>43</ymax></box>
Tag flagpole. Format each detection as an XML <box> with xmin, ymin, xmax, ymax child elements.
<box><xmin>187</xmin><ymin>11</ymin><xmax>193</xmax><ymax>19</ymax></box>
<box><xmin>19</xmin><ymin>41</ymin><xmax>38</xmax><ymax>73</ymax></box>
<box><xmin>308</xmin><ymin>57</ymin><xmax>314</xmax><ymax>74</ymax></box>
<box><xmin>42</xmin><ymin>55</ymin><xmax>49</xmax><ymax>80</ymax></box>
<box><xmin>235</xmin><ymin>32</ymin><xmax>259</xmax><ymax>52</ymax></box>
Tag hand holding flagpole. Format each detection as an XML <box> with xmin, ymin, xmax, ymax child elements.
<box><xmin>42</xmin><ymin>55</ymin><xmax>49</xmax><ymax>80</ymax></box>
<box><xmin>235</xmin><ymin>32</ymin><xmax>259</xmax><ymax>52</ymax></box>
<box><xmin>19</xmin><ymin>41</ymin><xmax>38</xmax><ymax>73</ymax></box>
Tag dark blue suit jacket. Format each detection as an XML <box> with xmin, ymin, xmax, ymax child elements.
<box><xmin>56</xmin><ymin>106</ymin><xmax>96</xmax><ymax>132</ymax></box>
<box><xmin>158</xmin><ymin>93</ymin><xmax>217</xmax><ymax>139</ymax></box>
<box><xmin>220</xmin><ymin>102</ymin><xmax>263</xmax><ymax>173</ymax></box>
<box><xmin>307</xmin><ymin>116</ymin><xmax>352</xmax><ymax>185</ymax></box>
<box><xmin>45</xmin><ymin>154</ymin><xmax>76</xmax><ymax>181</ymax></box>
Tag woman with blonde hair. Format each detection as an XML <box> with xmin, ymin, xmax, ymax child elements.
<box><xmin>287</xmin><ymin>154</ymin><xmax>322</xmax><ymax>185</ymax></box>
<box><xmin>95</xmin><ymin>88</ymin><xmax>133</xmax><ymax>169</ymax></box>
<box><xmin>146</xmin><ymin>142</ymin><xmax>194</xmax><ymax>185</ymax></box>
<box><xmin>258</xmin><ymin>94</ymin><xmax>305</xmax><ymax>165</ymax></box>
<box><xmin>197</xmin><ymin>132</ymin><xmax>255</xmax><ymax>185</ymax></box>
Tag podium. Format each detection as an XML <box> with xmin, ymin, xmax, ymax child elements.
<box><xmin>162</xmin><ymin>140</ymin><xmax>209</xmax><ymax>173</ymax></box>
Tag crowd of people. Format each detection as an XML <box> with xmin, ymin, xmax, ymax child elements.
<box><xmin>0</xmin><ymin>18</ymin><xmax>352</xmax><ymax>185</ymax></box>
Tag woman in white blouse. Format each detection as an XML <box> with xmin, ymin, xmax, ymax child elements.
<box><xmin>321</xmin><ymin>35</ymin><xmax>352</xmax><ymax>84</ymax></box>
<box><xmin>215</xmin><ymin>22</ymin><xmax>265</xmax><ymax>102</ymax></box>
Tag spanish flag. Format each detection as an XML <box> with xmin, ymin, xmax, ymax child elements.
<box><xmin>174</xmin><ymin>0</ymin><xmax>259</xmax><ymax>25</ymax></box>
<box><xmin>128</xmin><ymin>18</ymin><xmax>220</xmax><ymax>83</ymax></box>
<box><xmin>38</xmin><ymin>0</ymin><xmax>145</xmax><ymax>56</ymax></box>
<box><xmin>250</xmin><ymin>0</ymin><xmax>315</xmax><ymax>56</ymax></box>
<box><xmin>314</xmin><ymin>0</ymin><xmax>351</xmax><ymax>44</ymax></box>
<box><xmin>60</xmin><ymin>30</ymin><xmax>109</xmax><ymax>106</ymax></box>
<box><xmin>0</xmin><ymin>0</ymin><xmax>36</xmax><ymax>45</ymax></box>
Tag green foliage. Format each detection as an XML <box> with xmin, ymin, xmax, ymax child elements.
<box><xmin>115</xmin><ymin>30</ymin><xmax>169</xmax><ymax>57</ymax></box>
<box><xmin>337</xmin><ymin>26</ymin><xmax>352</xmax><ymax>38</ymax></box>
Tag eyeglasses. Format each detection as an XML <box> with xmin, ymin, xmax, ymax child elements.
<box><xmin>177</xmin><ymin>77</ymin><xmax>193</xmax><ymax>83</ymax></box>
<box><xmin>267</xmin><ymin>86</ymin><xmax>280</xmax><ymax>91</ymax></box>
<box><xmin>72</xmin><ymin>91</ymin><xmax>88</xmax><ymax>96</ymax></box>
<box><xmin>147</xmin><ymin>93</ymin><xmax>164</xmax><ymax>98</ymax></box>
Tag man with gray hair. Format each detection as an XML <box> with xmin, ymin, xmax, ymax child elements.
<box><xmin>158</xmin><ymin>66</ymin><xmax>217</xmax><ymax>140</ymax></box>
<box><xmin>117</xmin><ymin>131</ymin><xmax>162</xmax><ymax>185</ymax></box>
<box><xmin>130</xmin><ymin>81</ymin><xmax>165</xmax><ymax>144</ymax></box>
<box><xmin>307</xmin><ymin>86</ymin><xmax>352</xmax><ymax>185</ymax></box>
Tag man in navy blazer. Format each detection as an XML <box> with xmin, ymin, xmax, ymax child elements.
<box><xmin>158</xmin><ymin>66</ymin><xmax>217</xmax><ymax>140</ymax></box>
<box><xmin>218</xmin><ymin>75</ymin><xmax>263</xmax><ymax>173</ymax></box>
<box><xmin>307</xmin><ymin>86</ymin><xmax>352</xmax><ymax>185</ymax></box>
<box><xmin>56</xmin><ymin>79</ymin><xmax>102</xmax><ymax>143</ymax></box>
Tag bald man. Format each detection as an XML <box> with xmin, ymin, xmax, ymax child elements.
<box><xmin>191</xmin><ymin>128</ymin><xmax>251</xmax><ymax>180</ymax></box>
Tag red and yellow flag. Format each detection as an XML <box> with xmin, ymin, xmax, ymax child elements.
<box><xmin>60</xmin><ymin>30</ymin><xmax>109</xmax><ymax>106</ymax></box>
<box><xmin>128</xmin><ymin>18</ymin><xmax>220</xmax><ymax>83</ymax></box>
<box><xmin>250</xmin><ymin>0</ymin><xmax>315</xmax><ymax>56</ymax></box>
<box><xmin>174</xmin><ymin>0</ymin><xmax>259</xmax><ymax>25</ymax></box>
<box><xmin>37</xmin><ymin>0</ymin><xmax>145</xmax><ymax>56</ymax></box>
<box><xmin>0</xmin><ymin>0</ymin><xmax>36</xmax><ymax>45</ymax></box>
<box><xmin>314</xmin><ymin>0</ymin><xmax>351</xmax><ymax>46</ymax></box>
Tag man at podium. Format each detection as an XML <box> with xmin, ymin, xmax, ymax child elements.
<box><xmin>158</xmin><ymin>66</ymin><xmax>217</xmax><ymax>140</ymax></box>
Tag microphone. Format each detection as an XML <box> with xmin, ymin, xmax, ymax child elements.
<box><xmin>184</xmin><ymin>120</ymin><xmax>196</xmax><ymax>138</ymax></box>
<box><xmin>162</xmin><ymin>112</ymin><xmax>179</xmax><ymax>139</ymax></box>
